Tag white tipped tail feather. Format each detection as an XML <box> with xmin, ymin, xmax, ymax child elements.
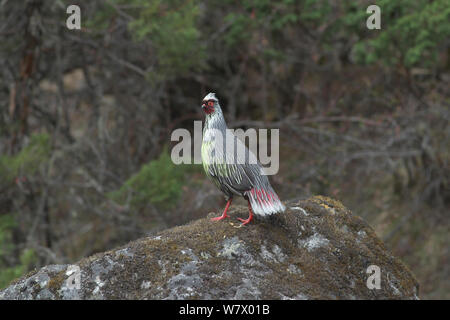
<box><xmin>245</xmin><ymin>187</ymin><xmax>286</xmax><ymax>216</ymax></box>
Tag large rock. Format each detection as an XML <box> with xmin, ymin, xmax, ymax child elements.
<box><xmin>0</xmin><ymin>196</ymin><xmax>419</xmax><ymax>299</ymax></box>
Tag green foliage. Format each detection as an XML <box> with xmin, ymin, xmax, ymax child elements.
<box><xmin>0</xmin><ymin>214</ymin><xmax>36</xmax><ymax>289</ymax></box>
<box><xmin>0</xmin><ymin>215</ymin><xmax>15</xmax><ymax>257</ymax></box>
<box><xmin>84</xmin><ymin>1</ymin><xmax>116</xmax><ymax>32</ymax></box>
<box><xmin>218</xmin><ymin>0</ymin><xmax>449</xmax><ymax>70</ymax></box>
<box><xmin>223</xmin><ymin>12</ymin><xmax>253</xmax><ymax>48</ymax></box>
<box><xmin>130</xmin><ymin>0</ymin><xmax>205</xmax><ymax>77</ymax></box>
<box><xmin>347</xmin><ymin>0</ymin><xmax>450</xmax><ymax>68</ymax></box>
<box><xmin>300</xmin><ymin>0</ymin><xmax>333</xmax><ymax>23</ymax></box>
<box><xmin>0</xmin><ymin>249</ymin><xmax>36</xmax><ymax>289</ymax></box>
<box><xmin>0</xmin><ymin>133</ymin><xmax>51</xmax><ymax>182</ymax></box>
<box><xmin>88</xmin><ymin>0</ymin><xmax>205</xmax><ymax>80</ymax></box>
<box><xmin>86</xmin><ymin>0</ymin><xmax>449</xmax><ymax>80</ymax></box>
<box><xmin>109</xmin><ymin>148</ymin><xmax>190</xmax><ymax>210</ymax></box>
<box><xmin>221</xmin><ymin>0</ymin><xmax>301</xmax><ymax>47</ymax></box>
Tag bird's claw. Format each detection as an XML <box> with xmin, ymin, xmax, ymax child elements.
<box><xmin>237</xmin><ymin>217</ymin><xmax>252</xmax><ymax>226</ymax></box>
<box><xmin>211</xmin><ymin>214</ymin><xmax>228</xmax><ymax>221</ymax></box>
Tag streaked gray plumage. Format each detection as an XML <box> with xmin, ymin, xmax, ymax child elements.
<box><xmin>200</xmin><ymin>93</ymin><xmax>285</xmax><ymax>224</ymax></box>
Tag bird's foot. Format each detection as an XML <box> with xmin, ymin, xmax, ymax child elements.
<box><xmin>237</xmin><ymin>216</ymin><xmax>253</xmax><ymax>226</ymax></box>
<box><xmin>211</xmin><ymin>213</ymin><xmax>228</xmax><ymax>221</ymax></box>
<box><xmin>211</xmin><ymin>198</ymin><xmax>233</xmax><ymax>222</ymax></box>
<box><xmin>237</xmin><ymin>203</ymin><xmax>254</xmax><ymax>226</ymax></box>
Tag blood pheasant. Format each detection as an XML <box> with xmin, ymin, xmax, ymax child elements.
<box><xmin>201</xmin><ymin>93</ymin><xmax>285</xmax><ymax>225</ymax></box>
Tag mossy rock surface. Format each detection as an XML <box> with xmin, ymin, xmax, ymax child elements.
<box><xmin>0</xmin><ymin>196</ymin><xmax>419</xmax><ymax>299</ymax></box>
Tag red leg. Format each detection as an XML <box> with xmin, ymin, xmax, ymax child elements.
<box><xmin>211</xmin><ymin>198</ymin><xmax>232</xmax><ymax>221</ymax></box>
<box><xmin>237</xmin><ymin>201</ymin><xmax>254</xmax><ymax>225</ymax></box>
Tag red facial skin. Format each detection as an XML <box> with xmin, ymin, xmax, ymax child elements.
<box><xmin>202</xmin><ymin>100</ymin><xmax>215</xmax><ymax>114</ymax></box>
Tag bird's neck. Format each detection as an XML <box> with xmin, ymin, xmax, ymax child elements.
<box><xmin>204</xmin><ymin>109</ymin><xmax>227</xmax><ymax>133</ymax></box>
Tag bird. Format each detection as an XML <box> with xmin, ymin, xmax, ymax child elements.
<box><xmin>200</xmin><ymin>92</ymin><xmax>285</xmax><ymax>225</ymax></box>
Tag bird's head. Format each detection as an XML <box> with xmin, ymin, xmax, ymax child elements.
<box><xmin>201</xmin><ymin>92</ymin><xmax>219</xmax><ymax>115</ymax></box>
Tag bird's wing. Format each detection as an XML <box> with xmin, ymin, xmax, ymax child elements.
<box><xmin>206</xmin><ymin>132</ymin><xmax>267</xmax><ymax>193</ymax></box>
<box><xmin>206</xmin><ymin>160</ymin><xmax>256</xmax><ymax>195</ymax></box>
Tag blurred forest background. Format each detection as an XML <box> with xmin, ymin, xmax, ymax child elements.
<box><xmin>0</xmin><ymin>0</ymin><xmax>449</xmax><ymax>299</ymax></box>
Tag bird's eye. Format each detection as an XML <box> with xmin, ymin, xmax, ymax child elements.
<box><xmin>207</xmin><ymin>101</ymin><xmax>214</xmax><ymax>107</ymax></box>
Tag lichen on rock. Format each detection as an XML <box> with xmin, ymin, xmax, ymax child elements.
<box><xmin>0</xmin><ymin>196</ymin><xmax>419</xmax><ymax>300</ymax></box>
